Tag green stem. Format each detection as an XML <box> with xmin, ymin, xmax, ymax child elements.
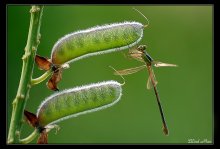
<box><xmin>7</xmin><ymin>6</ymin><xmax>44</xmax><ymax>144</ymax></box>
<box><xmin>19</xmin><ymin>129</ymin><xmax>39</xmax><ymax>144</ymax></box>
<box><xmin>31</xmin><ymin>70</ymin><xmax>52</xmax><ymax>86</ymax></box>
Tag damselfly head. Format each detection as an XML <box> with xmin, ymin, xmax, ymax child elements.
<box><xmin>137</xmin><ymin>45</ymin><xmax>147</xmax><ymax>52</ymax></box>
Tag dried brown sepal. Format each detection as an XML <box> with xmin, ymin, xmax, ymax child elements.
<box><xmin>35</xmin><ymin>55</ymin><xmax>52</xmax><ymax>71</ymax></box>
<box><xmin>37</xmin><ymin>129</ymin><xmax>48</xmax><ymax>144</ymax></box>
<box><xmin>46</xmin><ymin>69</ymin><xmax>62</xmax><ymax>91</ymax></box>
<box><xmin>24</xmin><ymin>110</ymin><xmax>39</xmax><ymax>128</ymax></box>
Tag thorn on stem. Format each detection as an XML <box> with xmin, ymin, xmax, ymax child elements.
<box><xmin>15</xmin><ymin>130</ymin><xmax>20</xmax><ymax>137</ymax></box>
<box><xmin>27</xmin><ymin>83</ymin><xmax>32</xmax><ymax>89</ymax></box>
<box><xmin>32</xmin><ymin>46</ymin><xmax>36</xmax><ymax>52</ymax></box>
<box><xmin>37</xmin><ymin>39</ymin><xmax>40</xmax><ymax>45</ymax></box>
<box><xmin>22</xmin><ymin>52</ymin><xmax>31</xmax><ymax>60</ymax></box>
<box><xmin>16</xmin><ymin>94</ymin><xmax>25</xmax><ymax>100</ymax></box>
<box><xmin>38</xmin><ymin>33</ymin><xmax>41</xmax><ymax>40</ymax></box>
<box><xmin>20</xmin><ymin>94</ymin><xmax>25</xmax><ymax>99</ymax></box>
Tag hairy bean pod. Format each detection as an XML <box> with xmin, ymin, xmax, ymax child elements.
<box><xmin>37</xmin><ymin>81</ymin><xmax>122</xmax><ymax>127</ymax></box>
<box><xmin>51</xmin><ymin>21</ymin><xmax>144</xmax><ymax>65</ymax></box>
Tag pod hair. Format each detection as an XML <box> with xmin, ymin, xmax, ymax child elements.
<box><xmin>51</xmin><ymin>21</ymin><xmax>144</xmax><ymax>65</ymax></box>
<box><xmin>37</xmin><ymin>80</ymin><xmax>123</xmax><ymax>127</ymax></box>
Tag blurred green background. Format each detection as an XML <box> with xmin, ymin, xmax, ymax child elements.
<box><xmin>7</xmin><ymin>5</ymin><xmax>213</xmax><ymax>144</ymax></box>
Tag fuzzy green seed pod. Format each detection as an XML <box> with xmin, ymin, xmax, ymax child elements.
<box><xmin>51</xmin><ymin>21</ymin><xmax>144</xmax><ymax>65</ymax></box>
<box><xmin>37</xmin><ymin>81</ymin><xmax>122</xmax><ymax>127</ymax></box>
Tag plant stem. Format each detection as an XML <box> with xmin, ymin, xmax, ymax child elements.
<box><xmin>7</xmin><ymin>6</ymin><xmax>44</xmax><ymax>144</ymax></box>
<box><xmin>19</xmin><ymin>129</ymin><xmax>39</xmax><ymax>144</ymax></box>
<box><xmin>31</xmin><ymin>70</ymin><xmax>52</xmax><ymax>86</ymax></box>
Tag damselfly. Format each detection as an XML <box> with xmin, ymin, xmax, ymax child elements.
<box><xmin>114</xmin><ymin>45</ymin><xmax>177</xmax><ymax>135</ymax></box>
